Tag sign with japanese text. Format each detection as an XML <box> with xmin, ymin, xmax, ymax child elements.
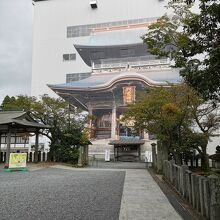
<box><xmin>9</xmin><ymin>153</ymin><xmax>27</xmax><ymax>169</ymax></box>
<box><xmin>123</xmin><ymin>86</ymin><xmax>136</xmax><ymax>104</ymax></box>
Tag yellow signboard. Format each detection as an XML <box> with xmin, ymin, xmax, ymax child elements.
<box><xmin>9</xmin><ymin>153</ymin><xmax>27</xmax><ymax>169</ymax></box>
<box><xmin>123</xmin><ymin>86</ymin><xmax>136</xmax><ymax>104</ymax></box>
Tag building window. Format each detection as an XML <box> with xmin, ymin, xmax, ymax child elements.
<box><xmin>91</xmin><ymin>51</ymin><xmax>105</xmax><ymax>60</ymax></box>
<box><xmin>63</xmin><ymin>53</ymin><xmax>76</xmax><ymax>61</ymax></box>
<box><xmin>1</xmin><ymin>134</ymin><xmax>29</xmax><ymax>144</ymax></box>
<box><xmin>66</xmin><ymin>72</ymin><xmax>91</xmax><ymax>83</ymax></box>
<box><xmin>67</xmin><ymin>16</ymin><xmax>159</xmax><ymax>38</ymax></box>
<box><xmin>120</xmin><ymin>48</ymin><xmax>135</xmax><ymax>57</ymax></box>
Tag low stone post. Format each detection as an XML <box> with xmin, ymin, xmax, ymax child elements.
<box><xmin>195</xmin><ymin>175</ymin><xmax>201</xmax><ymax>212</ymax></box>
<box><xmin>181</xmin><ymin>165</ymin><xmax>189</xmax><ymax>198</ymax></box>
<box><xmin>191</xmin><ymin>174</ymin><xmax>197</xmax><ymax>209</ymax></box>
<box><xmin>170</xmin><ymin>160</ymin><xmax>175</xmax><ymax>184</ymax></box>
<box><xmin>78</xmin><ymin>146</ymin><xmax>83</xmax><ymax>166</ymax></box>
<box><xmin>209</xmin><ymin>175</ymin><xmax>220</xmax><ymax>220</ymax></box>
<box><xmin>203</xmin><ymin>179</ymin><xmax>210</xmax><ymax>218</ymax></box>
<box><xmin>186</xmin><ymin>170</ymin><xmax>192</xmax><ymax>203</ymax></box>
<box><xmin>156</xmin><ymin>141</ymin><xmax>163</xmax><ymax>173</ymax></box>
<box><xmin>199</xmin><ymin>176</ymin><xmax>206</xmax><ymax>217</ymax></box>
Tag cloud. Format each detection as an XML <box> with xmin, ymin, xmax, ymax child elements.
<box><xmin>0</xmin><ymin>0</ymin><xmax>33</xmax><ymax>103</ymax></box>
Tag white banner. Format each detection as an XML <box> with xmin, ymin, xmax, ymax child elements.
<box><xmin>105</xmin><ymin>149</ymin><xmax>110</xmax><ymax>162</ymax></box>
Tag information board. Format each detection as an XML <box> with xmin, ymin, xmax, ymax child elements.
<box><xmin>9</xmin><ymin>153</ymin><xmax>27</xmax><ymax>169</ymax></box>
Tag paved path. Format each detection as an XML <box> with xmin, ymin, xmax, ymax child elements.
<box><xmin>53</xmin><ymin>165</ymin><xmax>182</xmax><ymax>220</ymax></box>
<box><xmin>0</xmin><ymin>163</ymin><xmax>182</xmax><ymax>220</ymax></box>
<box><xmin>119</xmin><ymin>169</ymin><xmax>182</xmax><ymax>220</ymax></box>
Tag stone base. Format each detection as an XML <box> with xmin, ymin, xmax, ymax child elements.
<box><xmin>89</xmin><ymin>139</ymin><xmax>155</xmax><ymax>161</ymax></box>
<box><xmin>4</xmin><ymin>167</ymin><xmax>28</xmax><ymax>172</ymax></box>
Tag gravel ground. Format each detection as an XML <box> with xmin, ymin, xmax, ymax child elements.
<box><xmin>0</xmin><ymin>168</ymin><xmax>125</xmax><ymax>220</ymax></box>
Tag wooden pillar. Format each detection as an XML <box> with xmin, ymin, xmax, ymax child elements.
<box><xmin>34</xmin><ymin>130</ymin><xmax>39</xmax><ymax>163</ymax></box>
<box><xmin>5</xmin><ymin>128</ymin><xmax>11</xmax><ymax>168</ymax></box>
<box><xmin>138</xmin><ymin>145</ymin><xmax>141</xmax><ymax>161</ymax></box>
<box><xmin>88</xmin><ymin>106</ymin><xmax>93</xmax><ymax>139</ymax></box>
<box><xmin>111</xmin><ymin>106</ymin><xmax>117</xmax><ymax>139</ymax></box>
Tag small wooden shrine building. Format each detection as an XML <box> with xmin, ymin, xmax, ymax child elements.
<box><xmin>0</xmin><ymin>111</ymin><xmax>50</xmax><ymax>167</ymax></box>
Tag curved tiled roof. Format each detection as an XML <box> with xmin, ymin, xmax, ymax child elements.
<box><xmin>74</xmin><ymin>43</ymin><xmax>151</xmax><ymax>67</ymax></box>
<box><xmin>48</xmin><ymin>68</ymin><xmax>181</xmax><ymax>91</ymax></box>
<box><xmin>109</xmin><ymin>138</ymin><xmax>145</xmax><ymax>146</ymax></box>
<box><xmin>0</xmin><ymin>111</ymin><xmax>50</xmax><ymax>130</ymax></box>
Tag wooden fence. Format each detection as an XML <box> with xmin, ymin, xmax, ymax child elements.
<box><xmin>0</xmin><ymin>151</ymin><xmax>52</xmax><ymax>163</ymax></box>
<box><xmin>163</xmin><ymin>160</ymin><xmax>220</xmax><ymax>220</ymax></box>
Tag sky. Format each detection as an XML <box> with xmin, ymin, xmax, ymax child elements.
<box><xmin>0</xmin><ymin>0</ymin><xmax>33</xmax><ymax>104</ymax></box>
<box><xmin>0</xmin><ymin>0</ymin><xmax>200</xmax><ymax>105</ymax></box>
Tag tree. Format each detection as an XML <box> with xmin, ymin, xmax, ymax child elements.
<box><xmin>1</xmin><ymin>95</ymin><xmax>30</xmax><ymax>110</ymax></box>
<box><xmin>143</xmin><ymin>0</ymin><xmax>220</xmax><ymax>100</ymax></box>
<box><xmin>1</xmin><ymin>95</ymin><xmax>88</xmax><ymax>164</ymax></box>
<box><xmin>124</xmin><ymin>84</ymin><xmax>220</xmax><ymax>171</ymax></box>
<box><xmin>188</xmin><ymin>93</ymin><xmax>220</xmax><ymax>171</ymax></box>
<box><xmin>124</xmin><ymin>84</ymin><xmax>194</xmax><ymax>165</ymax></box>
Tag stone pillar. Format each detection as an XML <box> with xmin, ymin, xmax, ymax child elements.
<box><xmin>78</xmin><ymin>146</ymin><xmax>85</xmax><ymax>167</ymax></box>
<box><xmin>209</xmin><ymin>176</ymin><xmax>220</xmax><ymax>220</ymax></box>
<box><xmin>181</xmin><ymin>165</ymin><xmax>189</xmax><ymax>198</ymax></box>
<box><xmin>199</xmin><ymin>176</ymin><xmax>206</xmax><ymax>217</ymax></box>
<box><xmin>157</xmin><ymin>141</ymin><xmax>163</xmax><ymax>173</ymax></box>
<box><xmin>34</xmin><ymin>131</ymin><xmax>39</xmax><ymax>163</ymax></box>
<box><xmin>111</xmin><ymin>106</ymin><xmax>116</xmax><ymax>139</ymax></box>
<box><xmin>5</xmin><ymin>128</ymin><xmax>11</xmax><ymax>168</ymax></box>
<box><xmin>186</xmin><ymin>170</ymin><xmax>192</xmax><ymax>204</ymax></box>
<box><xmin>203</xmin><ymin>178</ymin><xmax>210</xmax><ymax>218</ymax></box>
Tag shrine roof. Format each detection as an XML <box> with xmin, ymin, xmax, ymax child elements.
<box><xmin>0</xmin><ymin>111</ymin><xmax>50</xmax><ymax>132</ymax></box>
<box><xmin>109</xmin><ymin>137</ymin><xmax>145</xmax><ymax>146</ymax></box>
<box><xmin>74</xmin><ymin>43</ymin><xmax>151</xmax><ymax>67</ymax></box>
<box><xmin>48</xmin><ymin>68</ymin><xmax>181</xmax><ymax>91</ymax></box>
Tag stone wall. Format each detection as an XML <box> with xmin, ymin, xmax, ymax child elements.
<box><xmin>163</xmin><ymin>160</ymin><xmax>220</xmax><ymax>220</ymax></box>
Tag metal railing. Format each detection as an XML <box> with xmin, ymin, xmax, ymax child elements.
<box><xmin>93</xmin><ymin>57</ymin><xmax>169</xmax><ymax>70</ymax></box>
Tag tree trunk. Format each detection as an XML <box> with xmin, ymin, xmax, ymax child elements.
<box><xmin>201</xmin><ymin>145</ymin><xmax>210</xmax><ymax>172</ymax></box>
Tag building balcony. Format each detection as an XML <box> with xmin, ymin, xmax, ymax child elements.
<box><xmin>93</xmin><ymin>56</ymin><xmax>169</xmax><ymax>71</ymax></box>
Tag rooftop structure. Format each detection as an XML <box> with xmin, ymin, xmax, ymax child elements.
<box><xmin>48</xmin><ymin>41</ymin><xmax>180</xmax><ymax>160</ymax></box>
<box><xmin>31</xmin><ymin>0</ymin><xmax>170</xmax><ymax>97</ymax></box>
<box><xmin>32</xmin><ymin>0</ymin><xmax>182</xmax><ymax>160</ymax></box>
